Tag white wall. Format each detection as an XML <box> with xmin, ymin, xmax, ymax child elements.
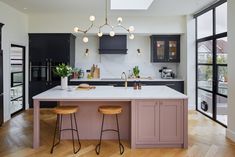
<box><xmin>28</xmin><ymin>13</ymin><xmax>186</xmax><ymax>34</ymax></box>
<box><xmin>28</xmin><ymin>13</ymin><xmax>187</xmax><ymax>79</ymax></box>
<box><xmin>226</xmin><ymin>0</ymin><xmax>235</xmax><ymax>142</ymax></box>
<box><xmin>75</xmin><ymin>35</ymin><xmax>179</xmax><ymax>78</ymax></box>
<box><xmin>0</xmin><ymin>2</ymin><xmax>28</xmax><ymax>122</ymax></box>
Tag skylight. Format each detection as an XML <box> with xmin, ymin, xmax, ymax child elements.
<box><xmin>110</xmin><ymin>0</ymin><xmax>154</xmax><ymax>10</ymax></box>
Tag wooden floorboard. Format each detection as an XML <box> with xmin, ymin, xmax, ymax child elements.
<box><xmin>0</xmin><ymin>109</ymin><xmax>235</xmax><ymax>157</ymax></box>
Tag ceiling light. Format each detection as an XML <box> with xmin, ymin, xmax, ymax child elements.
<box><xmin>74</xmin><ymin>0</ymin><xmax>134</xmax><ymax>43</ymax></box>
<box><xmin>83</xmin><ymin>36</ymin><xmax>89</xmax><ymax>43</ymax></box>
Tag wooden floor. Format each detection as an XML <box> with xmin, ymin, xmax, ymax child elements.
<box><xmin>0</xmin><ymin>110</ymin><xmax>235</xmax><ymax>157</ymax></box>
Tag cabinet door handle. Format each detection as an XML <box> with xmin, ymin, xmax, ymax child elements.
<box><xmin>46</xmin><ymin>62</ymin><xmax>50</xmax><ymax>82</ymax></box>
<box><xmin>49</xmin><ymin>61</ymin><xmax>52</xmax><ymax>81</ymax></box>
<box><xmin>166</xmin><ymin>84</ymin><xmax>175</xmax><ymax>86</ymax></box>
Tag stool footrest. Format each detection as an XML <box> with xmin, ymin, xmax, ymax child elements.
<box><xmin>102</xmin><ymin>129</ymin><xmax>119</xmax><ymax>133</ymax></box>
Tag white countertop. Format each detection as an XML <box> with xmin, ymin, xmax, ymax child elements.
<box><xmin>33</xmin><ymin>85</ymin><xmax>188</xmax><ymax>100</ymax></box>
<box><xmin>70</xmin><ymin>78</ymin><xmax>184</xmax><ymax>82</ymax></box>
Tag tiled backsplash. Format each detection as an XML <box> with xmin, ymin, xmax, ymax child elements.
<box><xmin>75</xmin><ymin>35</ymin><xmax>179</xmax><ymax>78</ymax></box>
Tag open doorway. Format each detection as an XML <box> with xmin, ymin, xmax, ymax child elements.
<box><xmin>10</xmin><ymin>44</ymin><xmax>25</xmax><ymax>116</ymax></box>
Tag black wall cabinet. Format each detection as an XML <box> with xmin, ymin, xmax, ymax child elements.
<box><xmin>151</xmin><ymin>35</ymin><xmax>180</xmax><ymax>62</ymax></box>
<box><xmin>29</xmin><ymin>33</ymin><xmax>76</xmax><ymax>108</ymax></box>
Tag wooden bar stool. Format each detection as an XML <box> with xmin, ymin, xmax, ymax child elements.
<box><xmin>50</xmin><ymin>106</ymin><xmax>81</xmax><ymax>154</ymax></box>
<box><xmin>95</xmin><ymin>106</ymin><xmax>124</xmax><ymax>155</ymax></box>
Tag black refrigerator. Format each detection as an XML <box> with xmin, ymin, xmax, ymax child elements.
<box><xmin>0</xmin><ymin>23</ymin><xmax>4</xmax><ymax>126</ymax></box>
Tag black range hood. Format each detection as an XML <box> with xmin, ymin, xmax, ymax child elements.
<box><xmin>99</xmin><ymin>35</ymin><xmax>127</xmax><ymax>54</ymax></box>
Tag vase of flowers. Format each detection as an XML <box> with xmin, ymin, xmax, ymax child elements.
<box><xmin>54</xmin><ymin>63</ymin><xmax>72</xmax><ymax>90</ymax></box>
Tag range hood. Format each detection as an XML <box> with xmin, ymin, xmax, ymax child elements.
<box><xmin>99</xmin><ymin>35</ymin><xmax>127</xmax><ymax>54</ymax></box>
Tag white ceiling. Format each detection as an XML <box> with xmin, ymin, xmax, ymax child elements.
<box><xmin>0</xmin><ymin>0</ymin><xmax>217</xmax><ymax>16</ymax></box>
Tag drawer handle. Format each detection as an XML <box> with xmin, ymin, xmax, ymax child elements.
<box><xmin>166</xmin><ymin>84</ymin><xmax>175</xmax><ymax>86</ymax></box>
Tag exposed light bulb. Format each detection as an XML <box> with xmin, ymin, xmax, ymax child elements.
<box><xmin>117</xmin><ymin>17</ymin><xmax>123</xmax><ymax>23</ymax></box>
<box><xmin>89</xmin><ymin>15</ymin><xmax>95</xmax><ymax>22</ymax></box>
<box><xmin>97</xmin><ymin>32</ymin><xmax>103</xmax><ymax>37</ymax></box>
<box><xmin>129</xmin><ymin>26</ymin><xmax>135</xmax><ymax>32</ymax></box>
<box><xmin>109</xmin><ymin>31</ymin><xmax>115</xmax><ymax>37</ymax></box>
<box><xmin>129</xmin><ymin>34</ymin><xmax>134</xmax><ymax>40</ymax></box>
<box><xmin>74</xmin><ymin>27</ymin><xmax>79</xmax><ymax>33</ymax></box>
<box><xmin>83</xmin><ymin>36</ymin><xmax>89</xmax><ymax>43</ymax></box>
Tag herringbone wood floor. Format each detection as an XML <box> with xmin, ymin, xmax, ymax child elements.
<box><xmin>0</xmin><ymin>109</ymin><xmax>235</xmax><ymax>157</ymax></box>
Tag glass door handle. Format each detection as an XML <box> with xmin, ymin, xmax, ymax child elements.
<box><xmin>29</xmin><ymin>62</ymin><xmax>32</xmax><ymax>82</ymax></box>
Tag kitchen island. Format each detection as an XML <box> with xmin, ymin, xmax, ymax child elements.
<box><xmin>33</xmin><ymin>86</ymin><xmax>188</xmax><ymax>149</ymax></box>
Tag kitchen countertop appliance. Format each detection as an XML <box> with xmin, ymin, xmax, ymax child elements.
<box><xmin>159</xmin><ymin>67</ymin><xmax>175</xmax><ymax>79</ymax></box>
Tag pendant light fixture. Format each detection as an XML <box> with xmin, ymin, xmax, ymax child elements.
<box><xmin>73</xmin><ymin>0</ymin><xmax>135</xmax><ymax>43</ymax></box>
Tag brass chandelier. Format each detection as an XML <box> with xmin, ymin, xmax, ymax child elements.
<box><xmin>73</xmin><ymin>0</ymin><xmax>135</xmax><ymax>43</ymax></box>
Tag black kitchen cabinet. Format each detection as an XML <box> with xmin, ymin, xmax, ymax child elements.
<box><xmin>29</xmin><ymin>34</ymin><xmax>76</xmax><ymax>108</ymax></box>
<box><xmin>29</xmin><ymin>34</ymin><xmax>75</xmax><ymax>66</ymax></box>
<box><xmin>0</xmin><ymin>23</ymin><xmax>4</xmax><ymax>126</ymax></box>
<box><xmin>150</xmin><ymin>35</ymin><xmax>180</xmax><ymax>63</ymax></box>
<box><xmin>69</xmin><ymin>80</ymin><xmax>184</xmax><ymax>93</ymax></box>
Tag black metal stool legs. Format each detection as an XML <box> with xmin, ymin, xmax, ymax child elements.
<box><xmin>95</xmin><ymin>114</ymin><xmax>125</xmax><ymax>155</ymax></box>
<box><xmin>95</xmin><ymin>114</ymin><xmax>105</xmax><ymax>155</ymax></box>
<box><xmin>51</xmin><ymin>115</ymin><xmax>62</xmax><ymax>154</ymax></box>
<box><xmin>51</xmin><ymin>114</ymin><xmax>81</xmax><ymax>154</ymax></box>
<box><xmin>116</xmin><ymin>114</ymin><xmax>124</xmax><ymax>155</ymax></box>
<box><xmin>71</xmin><ymin>113</ymin><xmax>81</xmax><ymax>153</ymax></box>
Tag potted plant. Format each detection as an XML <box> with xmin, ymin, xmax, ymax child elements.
<box><xmin>133</xmin><ymin>66</ymin><xmax>140</xmax><ymax>78</ymax></box>
<box><xmin>54</xmin><ymin>63</ymin><xmax>72</xmax><ymax>89</ymax></box>
<box><xmin>71</xmin><ymin>68</ymin><xmax>81</xmax><ymax>79</ymax></box>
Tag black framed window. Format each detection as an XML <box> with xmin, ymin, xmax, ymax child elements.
<box><xmin>195</xmin><ymin>0</ymin><xmax>227</xmax><ymax>127</ymax></box>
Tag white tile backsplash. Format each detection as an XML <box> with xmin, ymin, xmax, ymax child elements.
<box><xmin>75</xmin><ymin>35</ymin><xmax>179</xmax><ymax>78</ymax></box>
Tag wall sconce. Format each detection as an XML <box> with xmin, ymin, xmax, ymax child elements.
<box><xmin>85</xmin><ymin>48</ymin><xmax>89</xmax><ymax>56</ymax></box>
<box><xmin>137</xmin><ymin>49</ymin><xmax>142</xmax><ymax>56</ymax></box>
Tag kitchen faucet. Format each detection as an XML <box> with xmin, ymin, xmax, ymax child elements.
<box><xmin>121</xmin><ymin>72</ymin><xmax>128</xmax><ymax>88</ymax></box>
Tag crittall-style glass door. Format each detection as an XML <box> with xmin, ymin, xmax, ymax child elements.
<box><xmin>10</xmin><ymin>44</ymin><xmax>25</xmax><ymax>115</ymax></box>
<box><xmin>195</xmin><ymin>0</ymin><xmax>227</xmax><ymax>126</ymax></box>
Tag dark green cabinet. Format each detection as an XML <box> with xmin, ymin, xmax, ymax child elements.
<box><xmin>151</xmin><ymin>35</ymin><xmax>180</xmax><ymax>63</ymax></box>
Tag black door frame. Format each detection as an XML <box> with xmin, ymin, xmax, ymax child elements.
<box><xmin>10</xmin><ymin>44</ymin><xmax>26</xmax><ymax>116</ymax></box>
<box><xmin>194</xmin><ymin>0</ymin><xmax>227</xmax><ymax>127</ymax></box>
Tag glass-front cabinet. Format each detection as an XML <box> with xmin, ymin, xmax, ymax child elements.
<box><xmin>150</xmin><ymin>35</ymin><xmax>180</xmax><ymax>62</ymax></box>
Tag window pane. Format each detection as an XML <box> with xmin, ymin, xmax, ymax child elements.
<box><xmin>216</xmin><ymin>95</ymin><xmax>227</xmax><ymax>125</ymax></box>
<box><xmin>11</xmin><ymin>64</ymin><xmax>23</xmax><ymax>72</ymax></box>
<box><xmin>169</xmin><ymin>41</ymin><xmax>177</xmax><ymax>60</ymax></box>
<box><xmin>198</xmin><ymin>89</ymin><xmax>213</xmax><ymax>117</ymax></box>
<box><xmin>197</xmin><ymin>10</ymin><xmax>213</xmax><ymax>39</ymax></box>
<box><xmin>156</xmin><ymin>41</ymin><xmax>165</xmax><ymax>60</ymax></box>
<box><xmin>12</xmin><ymin>72</ymin><xmax>23</xmax><ymax>86</ymax></box>
<box><xmin>198</xmin><ymin>65</ymin><xmax>213</xmax><ymax>91</ymax></box>
<box><xmin>10</xmin><ymin>86</ymin><xmax>23</xmax><ymax>100</ymax></box>
<box><xmin>216</xmin><ymin>37</ymin><xmax>228</xmax><ymax>64</ymax></box>
<box><xmin>10</xmin><ymin>47</ymin><xmax>23</xmax><ymax>60</ymax></box>
<box><xmin>198</xmin><ymin>40</ymin><xmax>213</xmax><ymax>64</ymax></box>
<box><xmin>216</xmin><ymin>3</ymin><xmax>227</xmax><ymax>34</ymax></box>
<box><xmin>218</xmin><ymin>66</ymin><xmax>228</xmax><ymax>95</ymax></box>
<box><xmin>10</xmin><ymin>97</ymin><xmax>23</xmax><ymax>114</ymax></box>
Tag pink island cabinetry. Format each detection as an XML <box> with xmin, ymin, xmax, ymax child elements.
<box><xmin>33</xmin><ymin>86</ymin><xmax>188</xmax><ymax>149</ymax></box>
